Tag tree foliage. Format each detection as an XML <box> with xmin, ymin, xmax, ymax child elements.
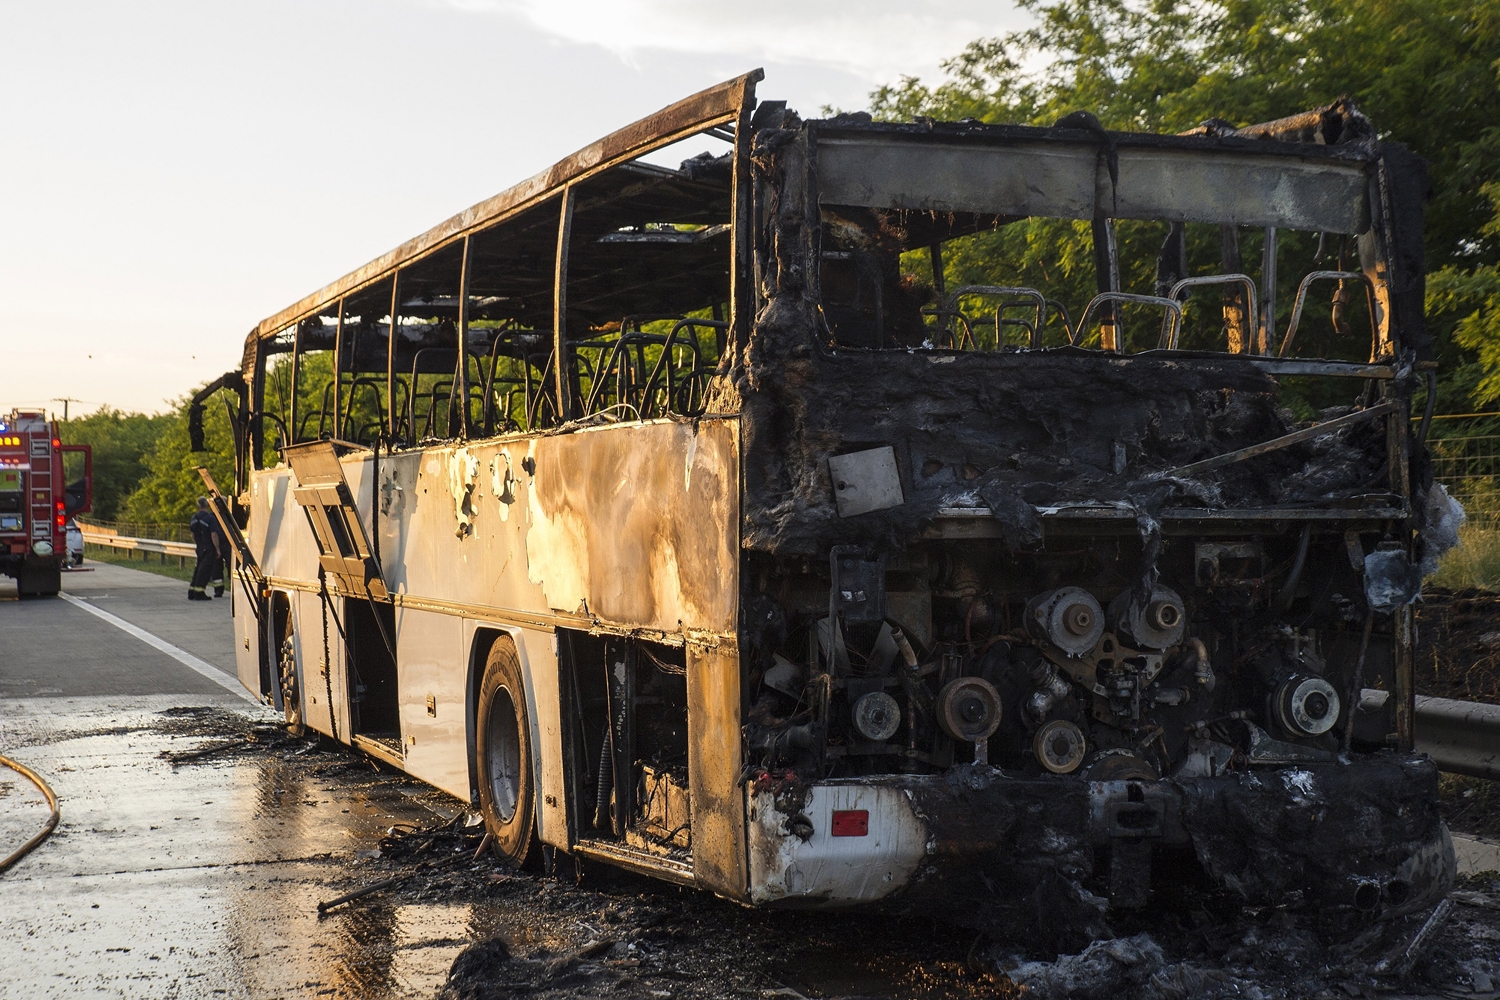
<box><xmin>121</xmin><ymin>389</ymin><xmax>238</xmax><ymax>525</ymax></box>
<box><xmin>59</xmin><ymin>408</ymin><xmax>175</xmax><ymax>522</ymax></box>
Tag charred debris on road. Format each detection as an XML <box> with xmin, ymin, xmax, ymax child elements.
<box><xmin>131</xmin><ymin>701</ymin><xmax>1499</xmax><ymax>999</ymax></box>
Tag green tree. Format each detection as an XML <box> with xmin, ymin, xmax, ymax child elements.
<box><xmin>121</xmin><ymin>388</ymin><xmax>238</xmax><ymax>526</ymax></box>
<box><xmin>59</xmin><ymin>407</ymin><xmax>175</xmax><ymax>522</ymax></box>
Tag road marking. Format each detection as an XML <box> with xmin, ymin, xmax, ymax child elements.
<box><xmin>1453</xmin><ymin>834</ymin><xmax>1500</xmax><ymax>877</ymax></box>
<box><xmin>57</xmin><ymin>593</ymin><xmax>260</xmax><ymax>705</ymax></box>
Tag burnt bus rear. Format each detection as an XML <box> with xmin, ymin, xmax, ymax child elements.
<box><xmin>729</xmin><ymin>102</ymin><xmax>1453</xmax><ymax>937</ymax></box>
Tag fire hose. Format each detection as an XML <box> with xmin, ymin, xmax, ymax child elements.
<box><xmin>0</xmin><ymin>754</ymin><xmax>59</xmax><ymax>874</ymax></box>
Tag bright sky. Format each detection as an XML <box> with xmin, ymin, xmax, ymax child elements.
<box><xmin>0</xmin><ymin>0</ymin><xmax>1027</xmax><ymax>417</ymax></box>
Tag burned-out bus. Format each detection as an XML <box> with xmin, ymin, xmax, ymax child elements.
<box><xmin>196</xmin><ymin>71</ymin><xmax>1455</xmax><ymax>939</ymax></box>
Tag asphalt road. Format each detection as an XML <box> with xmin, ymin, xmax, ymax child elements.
<box><xmin>4</xmin><ymin>562</ymin><xmax>1500</xmax><ymax>1000</ymax></box>
<box><xmin>0</xmin><ymin>563</ymin><xmax>473</xmax><ymax>999</ymax></box>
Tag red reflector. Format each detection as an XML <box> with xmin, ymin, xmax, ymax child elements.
<box><xmin>831</xmin><ymin>809</ymin><xmax>868</xmax><ymax>837</ymax></box>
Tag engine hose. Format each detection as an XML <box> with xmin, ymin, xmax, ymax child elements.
<box><xmin>0</xmin><ymin>754</ymin><xmax>59</xmax><ymax>874</ymax></box>
<box><xmin>593</xmin><ymin>720</ymin><xmax>613</xmax><ymax>831</ymax></box>
<box><xmin>1274</xmin><ymin>523</ymin><xmax>1313</xmax><ymax>612</ymax></box>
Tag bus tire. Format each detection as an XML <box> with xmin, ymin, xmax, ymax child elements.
<box><xmin>476</xmin><ymin>637</ymin><xmax>537</xmax><ymax>867</ymax></box>
<box><xmin>278</xmin><ymin>615</ymin><xmax>305</xmax><ymax>737</ymax></box>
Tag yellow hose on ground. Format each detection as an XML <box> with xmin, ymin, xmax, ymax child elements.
<box><xmin>0</xmin><ymin>754</ymin><xmax>59</xmax><ymax>874</ymax></box>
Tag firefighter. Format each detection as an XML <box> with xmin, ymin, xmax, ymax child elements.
<box><xmin>188</xmin><ymin>498</ymin><xmax>221</xmax><ymax>602</ymax></box>
<box><xmin>211</xmin><ymin>518</ymin><xmax>230</xmax><ymax>597</ymax></box>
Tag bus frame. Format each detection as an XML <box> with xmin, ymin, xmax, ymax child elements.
<box><xmin>198</xmin><ymin>70</ymin><xmax>1454</xmax><ymax>940</ymax></box>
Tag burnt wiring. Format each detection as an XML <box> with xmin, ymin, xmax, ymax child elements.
<box><xmin>637</xmin><ymin>644</ymin><xmax>687</xmax><ymax>677</ymax></box>
<box><xmin>0</xmin><ymin>754</ymin><xmax>59</xmax><ymax>875</ymax></box>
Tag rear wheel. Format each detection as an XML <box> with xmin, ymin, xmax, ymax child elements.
<box><xmin>278</xmin><ymin>615</ymin><xmax>305</xmax><ymax>736</ymax></box>
<box><xmin>476</xmin><ymin>638</ymin><xmax>537</xmax><ymax>867</ymax></box>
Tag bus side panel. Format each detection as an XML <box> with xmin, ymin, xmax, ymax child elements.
<box><xmin>292</xmin><ymin>588</ymin><xmax>345</xmax><ymax>738</ymax></box>
<box><xmin>688</xmin><ymin>643</ymin><xmax>747</xmax><ymax>899</ymax></box>
<box><xmin>398</xmin><ymin>607</ymin><xmax>467</xmax><ymax>799</ymax></box>
<box><xmin>527</xmin><ymin>419</ymin><xmax>739</xmax><ymax>635</ymax></box>
<box><xmin>252</xmin><ymin>469</ymin><xmax>316</xmax><ymax>584</ymax></box>
<box><xmin>231</xmin><ymin>561</ymin><xmax>263</xmax><ymax>700</ymax></box>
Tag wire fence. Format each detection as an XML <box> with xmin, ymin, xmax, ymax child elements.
<box><xmin>1429</xmin><ymin>435</ymin><xmax>1500</xmax><ymax>526</ymax></box>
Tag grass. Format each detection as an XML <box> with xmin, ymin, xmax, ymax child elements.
<box><xmin>1427</xmin><ymin>524</ymin><xmax>1500</xmax><ymax>591</ymax></box>
<box><xmin>1441</xmin><ymin>773</ymin><xmax>1500</xmax><ymax>841</ymax></box>
<box><xmin>82</xmin><ymin>543</ymin><xmax>197</xmax><ymax>583</ymax></box>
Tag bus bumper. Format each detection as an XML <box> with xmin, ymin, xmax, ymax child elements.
<box><xmin>746</xmin><ymin>754</ymin><xmax>1452</xmax><ymax>942</ymax></box>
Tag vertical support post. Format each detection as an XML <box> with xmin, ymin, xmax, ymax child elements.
<box><xmin>332</xmin><ymin>299</ymin><xmax>345</xmax><ymax>441</ymax></box>
<box><xmin>687</xmin><ymin>642</ymin><xmax>747</xmax><ymax>897</ymax></box>
<box><xmin>1395</xmin><ymin>604</ymin><xmax>1414</xmax><ymax>747</ymax></box>
<box><xmin>1093</xmin><ymin>217</ymin><xmax>1119</xmax><ymax>351</ymax></box>
<box><xmin>609</xmin><ymin>642</ymin><xmax>635</xmax><ymax>837</ymax></box>
<box><xmin>456</xmin><ymin>236</ymin><xmax>472</xmax><ymax>439</ymax></box>
<box><xmin>386</xmin><ymin>272</ymin><xmax>400</xmax><ymax>440</ymax></box>
<box><xmin>728</xmin><ymin>80</ymin><xmax>759</xmax><ymax>375</ymax></box>
<box><xmin>1259</xmin><ymin>227</ymin><xmax>1278</xmax><ymax>356</ymax></box>
<box><xmin>290</xmin><ymin>322</ymin><xmax>303</xmax><ymax>444</ymax></box>
<box><xmin>930</xmin><ymin>243</ymin><xmax>948</xmax><ymax>345</ymax></box>
<box><xmin>1220</xmin><ymin>225</ymin><xmax>1248</xmax><ymax>353</ymax></box>
<box><xmin>553</xmin><ymin>187</ymin><xmax>577</xmax><ymax>422</ymax></box>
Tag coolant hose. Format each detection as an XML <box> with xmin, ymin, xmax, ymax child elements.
<box><xmin>0</xmin><ymin>754</ymin><xmax>59</xmax><ymax>874</ymax></box>
<box><xmin>593</xmin><ymin>720</ymin><xmax>614</xmax><ymax>831</ymax></box>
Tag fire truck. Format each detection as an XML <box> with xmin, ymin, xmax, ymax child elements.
<box><xmin>0</xmin><ymin>409</ymin><xmax>91</xmax><ymax>597</ymax></box>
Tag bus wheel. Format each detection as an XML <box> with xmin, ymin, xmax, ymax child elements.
<box><xmin>477</xmin><ymin>638</ymin><xmax>536</xmax><ymax>867</ymax></box>
<box><xmin>278</xmin><ymin>625</ymin><xmax>305</xmax><ymax>737</ymax></box>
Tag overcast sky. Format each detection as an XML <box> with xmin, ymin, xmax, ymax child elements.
<box><xmin>0</xmin><ymin>0</ymin><xmax>1027</xmax><ymax>417</ymax></box>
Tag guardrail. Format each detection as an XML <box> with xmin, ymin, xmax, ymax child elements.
<box><xmin>79</xmin><ymin>529</ymin><xmax>197</xmax><ymax>560</ymax></box>
<box><xmin>1415</xmin><ymin>695</ymin><xmax>1500</xmax><ymax>779</ymax></box>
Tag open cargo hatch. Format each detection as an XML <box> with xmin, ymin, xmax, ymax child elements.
<box><xmin>283</xmin><ymin>441</ymin><xmax>388</xmax><ymax>600</ymax></box>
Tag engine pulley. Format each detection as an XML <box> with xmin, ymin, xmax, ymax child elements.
<box><xmin>1026</xmin><ymin>587</ymin><xmax>1105</xmax><ymax>657</ymax></box>
<box><xmin>852</xmin><ymin>691</ymin><xmax>901</xmax><ymax>742</ymax></box>
<box><xmin>1107</xmin><ymin>585</ymin><xmax>1186</xmax><ymax>650</ymax></box>
<box><xmin>1274</xmin><ymin>675</ymin><xmax>1340</xmax><ymax>737</ymax></box>
<box><xmin>1034</xmin><ymin>719</ymin><xmax>1086</xmax><ymax>774</ymax></box>
<box><xmin>936</xmin><ymin>677</ymin><xmax>1003</xmax><ymax>742</ymax></box>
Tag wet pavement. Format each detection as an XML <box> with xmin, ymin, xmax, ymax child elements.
<box><xmin>0</xmin><ymin>565</ymin><xmax>484</xmax><ymax>997</ymax></box>
<box><xmin>4</xmin><ymin>563</ymin><xmax>1500</xmax><ymax>999</ymax></box>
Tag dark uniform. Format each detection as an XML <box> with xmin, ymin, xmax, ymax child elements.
<box><xmin>211</xmin><ymin>526</ymin><xmax>230</xmax><ymax>597</ymax></box>
<box><xmin>188</xmin><ymin>508</ymin><xmax>221</xmax><ymax>601</ymax></box>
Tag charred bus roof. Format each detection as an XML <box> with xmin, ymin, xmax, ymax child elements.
<box><xmin>240</xmin><ymin>71</ymin><xmax>1428</xmax><ymax>369</ymax></box>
